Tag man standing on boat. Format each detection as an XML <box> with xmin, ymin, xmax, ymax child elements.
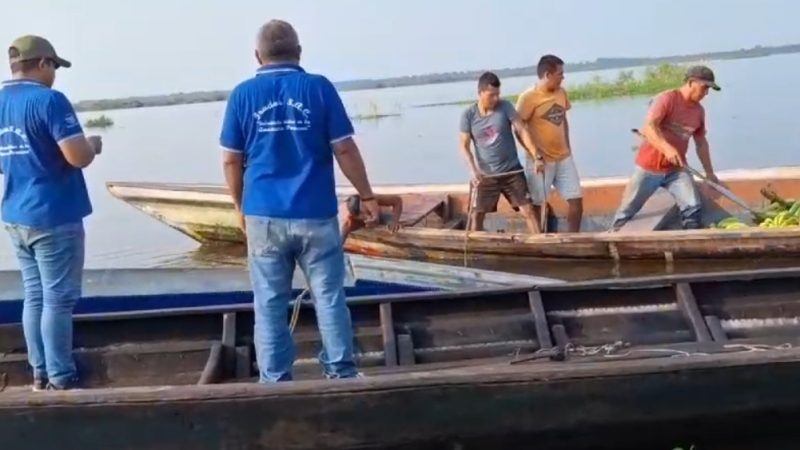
<box><xmin>0</xmin><ymin>36</ymin><xmax>102</xmax><ymax>391</ymax></box>
<box><xmin>459</xmin><ymin>72</ymin><xmax>541</xmax><ymax>233</ymax></box>
<box><xmin>611</xmin><ymin>66</ymin><xmax>720</xmax><ymax>230</ymax></box>
<box><xmin>515</xmin><ymin>55</ymin><xmax>583</xmax><ymax>232</ymax></box>
<box><xmin>220</xmin><ymin>20</ymin><xmax>379</xmax><ymax>382</ymax></box>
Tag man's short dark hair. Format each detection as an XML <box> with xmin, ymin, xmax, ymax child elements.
<box><xmin>346</xmin><ymin>195</ymin><xmax>360</xmax><ymax>216</ymax></box>
<box><xmin>537</xmin><ymin>54</ymin><xmax>565</xmax><ymax>78</ymax></box>
<box><xmin>478</xmin><ymin>72</ymin><xmax>501</xmax><ymax>91</ymax></box>
<box><xmin>257</xmin><ymin>20</ymin><xmax>301</xmax><ymax>62</ymax></box>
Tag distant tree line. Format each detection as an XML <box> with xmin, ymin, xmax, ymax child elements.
<box><xmin>73</xmin><ymin>44</ymin><xmax>800</xmax><ymax>113</ymax></box>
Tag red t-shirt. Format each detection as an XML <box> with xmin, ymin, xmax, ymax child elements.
<box><xmin>635</xmin><ymin>90</ymin><xmax>706</xmax><ymax>172</ymax></box>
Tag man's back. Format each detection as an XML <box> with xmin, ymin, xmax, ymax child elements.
<box><xmin>220</xmin><ymin>63</ymin><xmax>354</xmax><ymax>220</ymax></box>
<box><xmin>0</xmin><ymin>80</ymin><xmax>91</xmax><ymax>228</ymax></box>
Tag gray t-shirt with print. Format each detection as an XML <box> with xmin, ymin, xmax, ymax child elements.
<box><xmin>459</xmin><ymin>100</ymin><xmax>523</xmax><ymax>175</ymax></box>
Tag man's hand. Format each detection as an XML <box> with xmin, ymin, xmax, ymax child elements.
<box><xmin>533</xmin><ymin>158</ymin><xmax>545</xmax><ymax>174</ymax></box>
<box><xmin>235</xmin><ymin>208</ymin><xmax>246</xmax><ymax>235</ymax></box>
<box><xmin>663</xmin><ymin>146</ymin><xmax>684</xmax><ymax>167</ymax></box>
<box><xmin>87</xmin><ymin>136</ymin><xmax>102</xmax><ymax>155</ymax></box>
<box><xmin>470</xmin><ymin>168</ymin><xmax>485</xmax><ymax>186</ymax></box>
<box><xmin>361</xmin><ymin>198</ymin><xmax>380</xmax><ymax>226</ymax></box>
<box><xmin>705</xmin><ymin>172</ymin><xmax>721</xmax><ymax>185</ymax></box>
<box><xmin>388</xmin><ymin>221</ymin><xmax>401</xmax><ymax>233</ymax></box>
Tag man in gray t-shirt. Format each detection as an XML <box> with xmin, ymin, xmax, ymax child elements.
<box><xmin>459</xmin><ymin>72</ymin><xmax>542</xmax><ymax>233</ymax></box>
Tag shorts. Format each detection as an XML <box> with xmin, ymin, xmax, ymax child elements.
<box><xmin>472</xmin><ymin>172</ymin><xmax>532</xmax><ymax>213</ymax></box>
<box><xmin>526</xmin><ymin>156</ymin><xmax>583</xmax><ymax>205</ymax></box>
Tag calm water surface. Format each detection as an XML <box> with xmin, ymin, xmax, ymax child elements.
<box><xmin>2</xmin><ymin>54</ymin><xmax>800</xmax><ymax>276</ymax></box>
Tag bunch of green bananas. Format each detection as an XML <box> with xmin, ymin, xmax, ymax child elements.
<box><xmin>757</xmin><ymin>201</ymin><xmax>800</xmax><ymax>228</ymax></box>
<box><xmin>712</xmin><ymin>198</ymin><xmax>800</xmax><ymax>230</ymax></box>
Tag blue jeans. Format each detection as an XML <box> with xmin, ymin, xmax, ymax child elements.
<box><xmin>245</xmin><ymin>215</ymin><xmax>357</xmax><ymax>383</ymax></box>
<box><xmin>5</xmin><ymin>221</ymin><xmax>84</xmax><ymax>386</ymax></box>
<box><xmin>612</xmin><ymin>166</ymin><xmax>702</xmax><ymax>230</ymax></box>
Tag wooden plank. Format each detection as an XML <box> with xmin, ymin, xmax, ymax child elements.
<box><xmin>527</xmin><ymin>291</ymin><xmax>553</xmax><ymax>349</ymax></box>
<box><xmin>397</xmin><ymin>333</ymin><xmax>415</xmax><ymax>366</ymax></box>
<box><xmin>705</xmin><ymin>315</ymin><xmax>729</xmax><ymax>342</ymax></box>
<box><xmin>197</xmin><ymin>342</ymin><xmax>224</xmax><ymax>385</ymax></box>
<box><xmin>221</xmin><ymin>313</ymin><xmax>237</xmax><ymax>378</ymax></box>
<box><xmin>617</xmin><ymin>188</ymin><xmax>679</xmax><ymax>232</ymax></box>
<box><xmin>674</xmin><ymin>283</ymin><xmax>712</xmax><ymax>343</ymax></box>
<box><xmin>235</xmin><ymin>345</ymin><xmax>252</xmax><ymax>379</ymax></box>
<box><xmin>379</xmin><ymin>303</ymin><xmax>398</xmax><ymax>367</ymax></box>
<box><xmin>442</xmin><ymin>217</ymin><xmax>465</xmax><ymax>230</ymax></box>
<box><xmin>551</xmin><ymin>324</ymin><xmax>570</xmax><ymax>350</ymax></box>
<box><xmin>398</xmin><ymin>197</ymin><xmax>445</xmax><ymax>227</ymax></box>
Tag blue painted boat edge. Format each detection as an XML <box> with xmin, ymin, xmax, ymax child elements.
<box><xmin>0</xmin><ymin>279</ymin><xmax>436</xmax><ymax>325</ymax></box>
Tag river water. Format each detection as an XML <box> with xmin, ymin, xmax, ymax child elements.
<box><xmin>1</xmin><ymin>53</ymin><xmax>800</xmax><ymax>277</ymax></box>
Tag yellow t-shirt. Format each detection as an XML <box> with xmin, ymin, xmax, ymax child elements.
<box><xmin>515</xmin><ymin>85</ymin><xmax>571</xmax><ymax>162</ymax></box>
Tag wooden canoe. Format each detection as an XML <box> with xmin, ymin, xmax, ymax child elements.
<box><xmin>107</xmin><ymin>166</ymin><xmax>800</xmax><ymax>261</ymax></box>
<box><xmin>3</xmin><ymin>267</ymin><xmax>800</xmax><ymax>449</ymax></box>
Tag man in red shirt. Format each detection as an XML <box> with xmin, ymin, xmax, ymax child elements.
<box><xmin>611</xmin><ymin>66</ymin><xmax>720</xmax><ymax>230</ymax></box>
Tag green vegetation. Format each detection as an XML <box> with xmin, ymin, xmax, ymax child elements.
<box><xmin>349</xmin><ymin>101</ymin><xmax>402</xmax><ymax>121</ymax></box>
<box><xmin>422</xmin><ymin>63</ymin><xmax>688</xmax><ymax>108</ymax></box>
<box><xmin>531</xmin><ymin>63</ymin><xmax>686</xmax><ymax>103</ymax></box>
<box><xmin>84</xmin><ymin>115</ymin><xmax>114</xmax><ymax>129</ymax></box>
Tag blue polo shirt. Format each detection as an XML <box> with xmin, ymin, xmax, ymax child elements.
<box><xmin>219</xmin><ymin>63</ymin><xmax>354</xmax><ymax>219</ymax></box>
<box><xmin>0</xmin><ymin>79</ymin><xmax>92</xmax><ymax>228</ymax></box>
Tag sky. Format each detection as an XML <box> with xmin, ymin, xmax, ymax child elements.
<box><xmin>2</xmin><ymin>0</ymin><xmax>799</xmax><ymax>101</ymax></box>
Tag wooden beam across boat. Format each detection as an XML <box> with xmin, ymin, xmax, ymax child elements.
<box><xmin>106</xmin><ymin>166</ymin><xmax>800</xmax><ymax>261</ymax></box>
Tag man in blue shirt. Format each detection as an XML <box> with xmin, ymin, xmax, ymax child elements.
<box><xmin>220</xmin><ymin>20</ymin><xmax>379</xmax><ymax>382</ymax></box>
<box><xmin>0</xmin><ymin>35</ymin><xmax>102</xmax><ymax>391</ymax></box>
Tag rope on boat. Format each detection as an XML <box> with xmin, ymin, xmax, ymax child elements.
<box><xmin>462</xmin><ymin>169</ymin><xmax>525</xmax><ymax>267</ymax></box>
<box><xmin>289</xmin><ymin>288</ymin><xmax>309</xmax><ymax>334</ymax></box>
<box><xmin>509</xmin><ymin>341</ymin><xmax>795</xmax><ymax>365</ymax></box>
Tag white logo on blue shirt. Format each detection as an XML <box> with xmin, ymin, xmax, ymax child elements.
<box><xmin>253</xmin><ymin>98</ymin><xmax>312</xmax><ymax>133</ymax></box>
<box><xmin>0</xmin><ymin>126</ymin><xmax>31</xmax><ymax>156</ymax></box>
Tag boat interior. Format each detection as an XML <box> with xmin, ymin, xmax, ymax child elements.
<box><xmin>351</xmin><ymin>174</ymin><xmax>800</xmax><ymax>234</ymax></box>
<box><xmin>2</xmin><ymin>268</ymin><xmax>800</xmax><ymax>390</ymax></box>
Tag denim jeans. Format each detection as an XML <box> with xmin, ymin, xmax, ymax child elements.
<box><xmin>5</xmin><ymin>221</ymin><xmax>85</xmax><ymax>386</ymax></box>
<box><xmin>245</xmin><ymin>215</ymin><xmax>357</xmax><ymax>383</ymax></box>
<box><xmin>612</xmin><ymin>166</ymin><xmax>702</xmax><ymax>230</ymax></box>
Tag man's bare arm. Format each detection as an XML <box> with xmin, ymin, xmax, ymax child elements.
<box><xmin>59</xmin><ymin>136</ymin><xmax>97</xmax><ymax>168</ymax></box>
<box><xmin>511</xmin><ymin>117</ymin><xmax>541</xmax><ymax>160</ymax></box>
<box><xmin>694</xmin><ymin>134</ymin><xmax>715</xmax><ymax>177</ymax></box>
<box><xmin>222</xmin><ymin>150</ymin><xmax>244</xmax><ymax>210</ymax></box>
<box><xmin>333</xmin><ymin>137</ymin><xmax>374</xmax><ymax>198</ymax></box>
<box><xmin>459</xmin><ymin>132</ymin><xmax>480</xmax><ymax>178</ymax></box>
<box><xmin>642</xmin><ymin>118</ymin><xmax>683</xmax><ymax>166</ymax></box>
<box><xmin>564</xmin><ymin>116</ymin><xmax>572</xmax><ymax>151</ymax></box>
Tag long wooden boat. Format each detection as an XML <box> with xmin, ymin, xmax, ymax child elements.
<box><xmin>3</xmin><ymin>267</ymin><xmax>800</xmax><ymax>449</ymax></box>
<box><xmin>107</xmin><ymin>166</ymin><xmax>800</xmax><ymax>261</ymax></box>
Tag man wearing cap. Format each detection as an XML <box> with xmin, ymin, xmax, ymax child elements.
<box><xmin>611</xmin><ymin>65</ymin><xmax>720</xmax><ymax>230</ymax></box>
<box><xmin>0</xmin><ymin>35</ymin><xmax>101</xmax><ymax>391</ymax></box>
<box><xmin>220</xmin><ymin>20</ymin><xmax>379</xmax><ymax>382</ymax></box>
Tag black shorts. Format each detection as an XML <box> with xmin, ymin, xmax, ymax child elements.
<box><xmin>473</xmin><ymin>173</ymin><xmax>532</xmax><ymax>213</ymax></box>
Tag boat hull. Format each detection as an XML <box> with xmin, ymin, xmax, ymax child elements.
<box><xmin>4</xmin><ymin>267</ymin><xmax>800</xmax><ymax>449</ymax></box>
<box><xmin>106</xmin><ymin>166</ymin><xmax>800</xmax><ymax>260</ymax></box>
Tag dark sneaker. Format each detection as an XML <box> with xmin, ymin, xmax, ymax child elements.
<box><xmin>32</xmin><ymin>378</ymin><xmax>47</xmax><ymax>392</ymax></box>
<box><xmin>46</xmin><ymin>378</ymin><xmax>80</xmax><ymax>391</ymax></box>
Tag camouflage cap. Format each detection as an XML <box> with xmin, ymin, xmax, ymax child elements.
<box><xmin>9</xmin><ymin>35</ymin><xmax>71</xmax><ymax>68</ymax></box>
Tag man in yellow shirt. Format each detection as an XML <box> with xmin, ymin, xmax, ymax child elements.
<box><xmin>515</xmin><ymin>55</ymin><xmax>583</xmax><ymax>232</ymax></box>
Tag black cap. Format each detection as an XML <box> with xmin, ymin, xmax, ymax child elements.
<box><xmin>685</xmin><ymin>65</ymin><xmax>720</xmax><ymax>91</ymax></box>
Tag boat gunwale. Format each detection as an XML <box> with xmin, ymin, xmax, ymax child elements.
<box><xmin>2</xmin><ymin>345</ymin><xmax>800</xmax><ymax>408</ymax></box>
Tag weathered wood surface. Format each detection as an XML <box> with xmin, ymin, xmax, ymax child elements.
<box><xmin>3</xmin><ymin>348</ymin><xmax>800</xmax><ymax>450</ymax></box>
<box><xmin>106</xmin><ymin>167</ymin><xmax>800</xmax><ymax>261</ymax></box>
